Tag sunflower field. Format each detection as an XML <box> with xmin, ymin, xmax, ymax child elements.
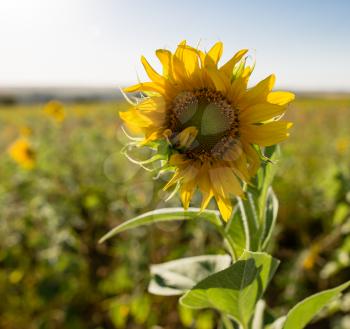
<box><xmin>0</xmin><ymin>92</ymin><xmax>350</xmax><ymax>329</ymax></box>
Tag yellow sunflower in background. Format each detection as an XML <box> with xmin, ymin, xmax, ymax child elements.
<box><xmin>120</xmin><ymin>41</ymin><xmax>294</xmax><ymax>221</ymax></box>
<box><xmin>43</xmin><ymin>100</ymin><xmax>65</xmax><ymax>123</ymax></box>
<box><xmin>8</xmin><ymin>138</ymin><xmax>36</xmax><ymax>169</ymax></box>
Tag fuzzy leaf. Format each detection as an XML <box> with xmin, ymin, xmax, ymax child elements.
<box><xmin>225</xmin><ymin>205</ymin><xmax>247</xmax><ymax>259</ymax></box>
<box><xmin>149</xmin><ymin>255</ymin><xmax>231</xmax><ymax>296</ymax></box>
<box><xmin>180</xmin><ymin>251</ymin><xmax>279</xmax><ymax>328</ymax></box>
<box><xmin>282</xmin><ymin>281</ymin><xmax>350</xmax><ymax>329</ymax></box>
<box><xmin>99</xmin><ymin>207</ymin><xmax>222</xmax><ymax>243</ymax></box>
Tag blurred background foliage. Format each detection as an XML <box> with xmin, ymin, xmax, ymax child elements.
<box><xmin>0</xmin><ymin>95</ymin><xmax>350</xmax><ymax>329</ymax></box>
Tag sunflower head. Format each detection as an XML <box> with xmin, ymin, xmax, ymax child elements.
<box><xmin>43</xmin><ymin>100</ymin><xmax>65</xmax><ymax>123</ymax></box>
<box><xmin>8</xmin><ymin>138</ymin><xmax>36</xmax><ymax>169</ymax></box>
<box><xmin>120</xmin><ymin>41</ymin><xmax>294</xmax><ymax>221</ymax></box>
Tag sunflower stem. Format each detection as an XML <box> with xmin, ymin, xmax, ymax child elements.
<box><xmin>216</xmin><ymin>225</ymin><xmax>238</xmax><ymax>262</ymax></box>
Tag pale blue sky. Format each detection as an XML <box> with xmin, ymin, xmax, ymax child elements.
<box><xmin>1</xmin><ymin>0</ymin><xmax>349</xmax><ymax>90</ymax></box>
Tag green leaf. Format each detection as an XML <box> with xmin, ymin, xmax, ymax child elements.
<box><xmin>180</xmin><ymin>251</ymin><xmax>280</xmax><ymax>329</ymax></box>
<box><xmin>282</xmin><ymin>280</ymin><xmax>350</xmax><ymax>329</ymax></box>
<box><xmin>148</xmin><ymin>255</ymin><xmax>231</xmax><ymax>296</ymax></box>
<box><xmin>225</xmin><ymin>205</ymin><xmax>247</xmax><ymax>259</ymax></box>
<box><xmin>265</xmin><ymin>316</ymin><xmax>286</xmax><ymax>329</ymax></box>
<box><xmin>99</xmin><ymin>207</ymin><xmax>222</xmax><ymax>243</ymax></box>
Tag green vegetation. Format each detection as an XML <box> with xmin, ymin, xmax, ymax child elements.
<box><xmin>0</xmin><ymin>96</ymin><xmax>350</xmax><ymax>329</ymax></box>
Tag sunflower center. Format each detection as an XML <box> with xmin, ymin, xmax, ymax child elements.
<box><xmin>167</xmin><ymin>88</ymin><xmax>240</xmax><ymax>159</ymax></box>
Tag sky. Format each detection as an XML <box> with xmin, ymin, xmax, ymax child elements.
<box><xmin>0</xmin><ymin>0</ymin><xmax>350</xmax><ymax>91</ymax></box>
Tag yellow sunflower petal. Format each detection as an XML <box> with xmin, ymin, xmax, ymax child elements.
<box><xmin>124</xmin><ymin>82</ymin><xmax>165</xmax><ymax>95</ymax></box>
<box><xmin>240</xmin><ymin>74</ymin><xmax>276</xmax><ymax>106</ymax></box>
<box><xmin>209</xmin><ymin>166</ymin><xmax>243</xmax><ymax>197</ymax></box>
<box><xmin>163</xmin><ymin>171</ymin><xmax>181</xmax><ymax>190</ymax></box>
<box><xmin>198</xmin><ymin>168</ymin><xmax>214</xmax><ymax>209</ymax></box>
<box><xmin>120</xmin><ymin>115</ymin><xmax>160</xmax><ymax>137</ymax></box>
<box><xmin>242</xmin><ymin>142</ymin><xmax>261</xmax><ymax>176</ymax></box>
<box><xmin>215</xmin><ymin>194</ymin><xmax>233</xmax><ymax>222</ymax></box>
<box><xmin>241</xmin><ymin>66</ymin><xmax>254</xmax><ymax>81</ymax></box>
<box><xmin>198</xmin><ymin>49</ymin><xmax>206</xmax><ymax>67</ymax></box>
<box><xmin>156</xmin><ymin>49</ymin><xmax>173</xmax><ymax>78</ymax></box>
<box><xmin>175</xmin><ymin>126</ymin><xmax>198</xmax><ymax>149</ymax></box>
<box><xmin>229</xmin><ymin>76</ymin><xmax>248</xmax><ymax>104</ymax></box>
<box><xmin>120</xmin><ymin>97</ymin><xmax>166</xmax><ymax>131</ymax></box>
<box><xmin>207</xmin><ymin>67</ymin><xmax>230</xmax><ymax>94</ymax></box>
<box><xmin>180</xmin><ymin>180</ymin><xmax>197</xmax><ymax>209</ymax></box>
<box><xmin>119</xmin><ymin>110</ymin><xmax>152</xmax><ymax>128</ymax></box>
<box><xmin>168</xmin><ymin>159</ymin><xmax>200</xmax><ymax>185</ymax></box>
<box><xmin>174</xmin><ymin>40</ymin><xmax>187</xmax><ymax>68</ymax></box>
<box><xmin>267</xmin><ymin>91</ymin><xmax>295</xmax><ymax>105</ymax></box>
<box><xmin>177</xmin><ymin>45</ymin><xmax>200</xmax><ymax>77</ymax></box>
<box><xmin>136</xmin><ymin>97</ymin><xmax>166</xmax><ymax>116</ymax></box>
<box><xmin>219</xmin><ymin>49</ymin><xmax>248</xmax><ymax>77</ymax></box>
<box><xmin>139</xmin><ymin>97</ymin><xmax>164</xmax><ymax>110</ymax></box>
<box><xmin>241</xmin><ymin>121</ymin><xmax>293</xmax><ymax>146</ymax></box>
<box><xmin>142</xmin><ymin>130</ymin><xmax>163</xmax><ymax>144</ymax></box>
<box><xmin>141</xmin><ymin>56</ymin><xmax>163</xmax><ymax>83</ymax></box>
<box><xmin>240</xmin><ymin>103</ymin><xmax>286</xmax><ymax>123</ymax></box>
<box><xmin>232</xmin><ymin>152</ymin><xmax>251</xmax><ymax>182</ymax></box>
<box><xmin>200</xmin><ymin>190</ymin><xmax>213</xmax><ymax>210</ymax></box>
<box><xmin>228</xmin><ymin>64</ymin><xmax>254</xmax><ymax>104</ymax></box>
<box><xmin>181</xmin><ymin>163</ymin><xmax>200</xmax><ymax>184</ymax></box>
<box><xmin>206</xmin><ymin>42</ymin><xmax>223</xmax><ymax>66</ymax></box>
<box><xmin>172</xmin><ymin>55</ymin><xmax>188</xmax><ymax>84</ymax></box>
<box><xmin>175</xmin><ymin>40</ymin><xmax>187</xmax><ymax>57</ymax></box>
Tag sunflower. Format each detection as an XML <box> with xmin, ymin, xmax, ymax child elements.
<box><xmin>8</xmin><ymin>138</ymin><xmax>36</xmax><ymax>169</ymax></box>
<box><xmin>120</xmin><ymin>41</ymin><xmax>294</xmax><ymax>221</ymax></box>
<box><xmin>43</xmin><ymin>100</ymin><xmax>65</xmax><ymax>123</ymax></box>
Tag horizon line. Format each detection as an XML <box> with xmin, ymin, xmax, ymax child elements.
<box><xmin>1</xmin><ymin>85</ymin><xmax>350</xmax><ymax>94</ymax></box>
